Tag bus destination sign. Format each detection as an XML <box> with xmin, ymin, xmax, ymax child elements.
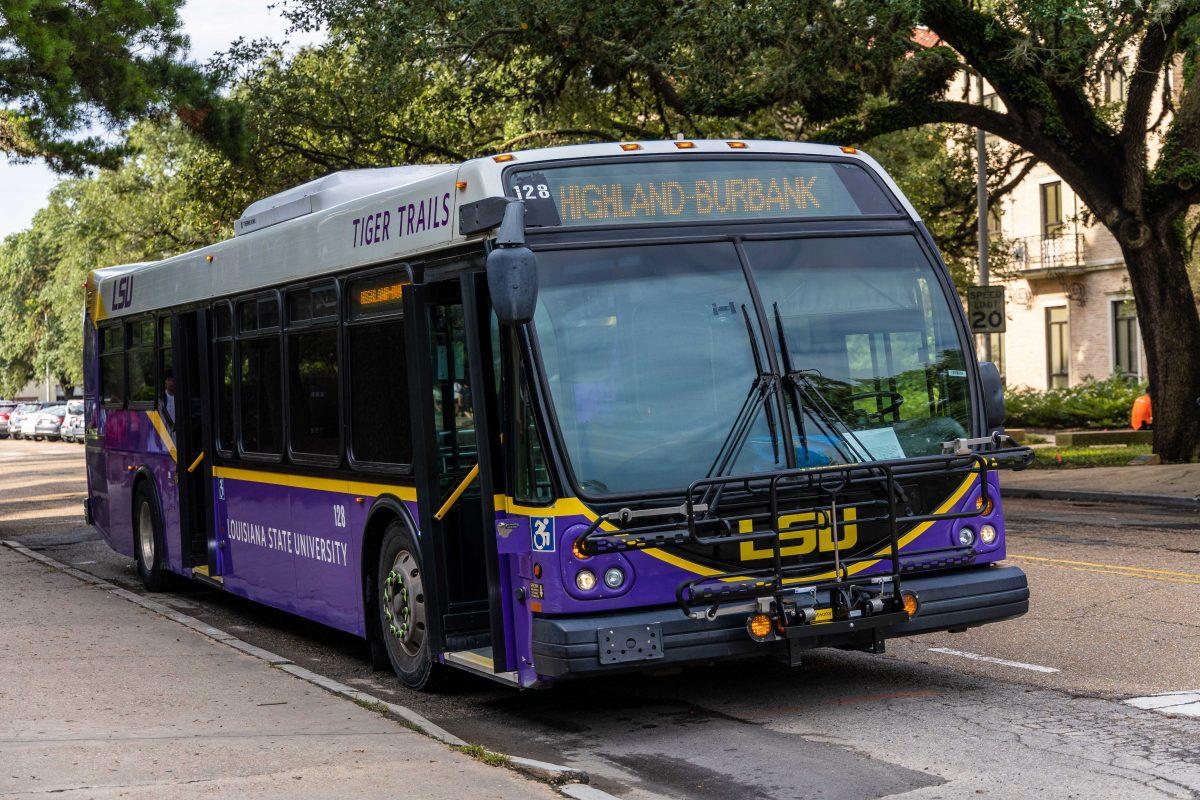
<box><xmin>506</xmin><ymin>159</ymin><xmax>896</xmax><ymax>228</ymax></box>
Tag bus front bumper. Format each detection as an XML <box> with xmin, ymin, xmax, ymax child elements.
<box><xmin>531</xmin><ymin>564</ymin><xmax>1028</xmax><ymax>679</ymax></box>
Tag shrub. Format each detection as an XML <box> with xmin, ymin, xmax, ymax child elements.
<box><xmin>1004</xmin><ymin>375</ymin><xmax>1147</xmax><ymax>429</ymax></box>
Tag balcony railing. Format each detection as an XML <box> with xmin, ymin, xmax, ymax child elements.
<box><xmin>1011</xmin><ymin>233</ymin><xmax>1086</xmax><ymax>272</ymax></box>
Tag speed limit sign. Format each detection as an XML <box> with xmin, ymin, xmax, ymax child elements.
<box><xmin>967</xmin><ymin>286</ymin><xmax>1006</xmax><ymax>333</ymax></box>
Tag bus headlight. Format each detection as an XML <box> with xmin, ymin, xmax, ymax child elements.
<box><xmin>575</xmin><ymin>569</ymin><xmax>597</xmax><ymax>591</ymax></box>
<box><xmin>603</xmin><ymin>567</ymin><xmax>625</xmax><ymax>589</ymax></box>
<box><xmin>979</xmin><ymin>524</ymin><xmax>998</xmax><ymax>545</ymax></box>
<box><xmin>957</xmin><ymin>527</ymin><xmax>976</xmax><ymax>546</ymax></box>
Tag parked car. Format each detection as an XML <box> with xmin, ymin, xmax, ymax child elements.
<box><xmin>61</xmin><ymin>400</ymin><xmax>85</xmax><ymax>443</ymax></box>
<box><xmin>28</xmin><ymin>405</ymin><xmax>67</xmax><ymax>441</ymax></box>
<box><xmin>8</xmin><ymin>403</ymin><xmax>46</xmax><ymax>440</ymax></box>
<box><xmin>0</xmin><ymin>401</ymin><xmax>16</xmax><ymax>439</ymax></box>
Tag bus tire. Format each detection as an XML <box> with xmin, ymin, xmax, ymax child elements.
<box><xmin>377</xmin><ymin>520</ymin><xmax>442</xmax><ymax>690</ymax></box>
<box><xmin>133</xmin><ymin>482</ymin><xmax>168</xmax><ymax>591</ymax></box>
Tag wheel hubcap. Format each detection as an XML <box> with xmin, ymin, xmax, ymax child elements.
<box><xmin>382</xmin><ymin>550</ymin><xmax>426</xmax><ymax>659</ymax></box>
<box><xmin>137</xmin><ymin>501</ymin><xmax>154</xmax><ymax>569</ymax></box>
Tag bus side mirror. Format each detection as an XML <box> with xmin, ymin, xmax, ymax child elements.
<box><xmin>979</xmin><ymin>361</ymin><xmax>1005</xmax><ymax>430</ymax></box>
<box><xmin>486</xmin><ymin>200</ymin><xmax>538</xmax><ymax>326</ymax></box>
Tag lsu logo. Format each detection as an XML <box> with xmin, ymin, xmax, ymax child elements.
<box><xmin>111</xmin><ymin>275</ymin><xmax>134</xmax><ymax>311</ymax></box>
<box><xmin>738</xmin><ymin>508</ymin><xmax>857</xmax><ymax>561</ymax></box>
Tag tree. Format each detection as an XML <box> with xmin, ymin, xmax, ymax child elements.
<box><xmin>287</xmin><ymin>0</ymin><xmax>1200</xmax><ymax>461</ymax></box>
<box><xmin>0</xmin><ymin>0</ymin><xmax>242</xmax><ymax>171</ymax></box>
<box><xmin>0</xmin><ymin>121</ymin><xmax>244</xmax><ymax>395</ymax></box>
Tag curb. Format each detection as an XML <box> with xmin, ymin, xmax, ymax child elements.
<box><xmin>1001</xmin><ymin>486</ymin><xmax>1200</xmax><ymax>510</ymax></box>
<box><xmin>1</xmin><ymin>539</ymin><xmax>593</xmax><ymax>791</ymax></box>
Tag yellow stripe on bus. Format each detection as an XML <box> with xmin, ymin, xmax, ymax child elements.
<box><xmin>211</xmin><ymin>465</ymin><xmax>418</xmax><ymax>501</ymax></box>
<box><xmin>776</xmin><ymin>472</ymin><xmax>978</xmax><ymax>584</ymax></box>
<box><xmin>145</xmin><ymin>411</ymin><xmax>177</xmax><ymax>462</ymax></box>
<box><xmin>490</xmin><ymin>473</ymin><xmax>978</xmax><ymax>579</ymax></box>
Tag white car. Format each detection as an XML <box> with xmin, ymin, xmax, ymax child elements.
<box><xmin>61</xmin><ymin>400</ymin><xmax>85</xmax><ymax>443</ymax></box>
<box><xmin>24</xmin><ymin>405</ymin><xmax>65</xmax><ymax>441</ymax></box>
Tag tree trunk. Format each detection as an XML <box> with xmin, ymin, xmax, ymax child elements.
<box><xmin>1120</xmin><ymin>218</ymin><xmax>1200</xmax><ymax>462</ymax></box>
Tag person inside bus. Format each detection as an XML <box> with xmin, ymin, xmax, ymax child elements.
<box><xmin>162</xmin><ymin>369</ymin><xmax>176</xmax><ymax>428</ymax></box>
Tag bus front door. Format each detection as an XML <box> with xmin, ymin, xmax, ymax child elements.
<box><xmin>173</xmin><ymin>310</ymin><xmax>218</xmax><ymax>579</ymax></box>
<box><xmin>407</xmin><ymin>274</ymin><xmax>513</xmax><ymax>683</ymax></box>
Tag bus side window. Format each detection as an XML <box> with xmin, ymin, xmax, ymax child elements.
<box><xmin>99</xmin><ymin>325</ymin><xmax>125</xmax><ymax>408</ymax></box>
<box><xmin>159</xmin><ymin>318</ymin><xmax>175</xmax><ymax>428</ymax></box>
<box><xmin>514</xmin><ymin>367</ymin><xmax>553</xmax><ymax>505</ymax></box>
<box><xmin>213</xmin><ymin>304</ymin><xmax>235</xmax><ymax>456</ymax></box>
<box><xmin>236</xmin><ymin>293</ymin><xmax>283</xmax><ymax>458</ymax></box>
<box><xmin>126</xmin><ymin>318</ymin><xmax>156</xmax><ymax>408</ymax></box>
<box><xmin>286</xmin><ymin>284</ymin><xmax>340</xmax><ymax>461</ymax></box>
<box><xmin>346</xmin><ymin>273</ymin><xmax>412</xmax><ymax>468</ymax></box>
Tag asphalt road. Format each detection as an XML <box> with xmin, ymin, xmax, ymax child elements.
<box><xmin>4</xmin><ymin>439</ymin><xmax>1200</xmax><ymax>799</ymax></box>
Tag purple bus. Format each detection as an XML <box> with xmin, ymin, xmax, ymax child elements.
<box><xmin>83</xmin><ymin>141</ymin><xmax>1033</xmax><ymax>689</ymax></box>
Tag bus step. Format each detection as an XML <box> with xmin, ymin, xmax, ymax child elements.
<box><xmin>444</xmin><ymin>647</ymin><xmax>519</xmax><ymax>686</ymax></box>
<box><xmin>190</xmin><ymin>564</ymin><xmax>224</xmax><ymax>587</ymax></box>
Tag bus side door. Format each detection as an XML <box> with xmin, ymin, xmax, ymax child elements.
<box><xmin>407</xmin><ymin>273</ymin><xmax>512</xmax><ymax>676</ymax></box>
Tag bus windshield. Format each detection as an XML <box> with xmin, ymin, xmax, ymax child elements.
<box><xmin>531</xmin><ymin>235</ymin><xmax>972</xmax><ymax>497</ymax></box>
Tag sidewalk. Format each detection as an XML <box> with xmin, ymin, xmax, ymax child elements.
<box><xmin>1001</xmin><ymin>463</ymin><xmax>1200</xmax><ymax>508</ymax></box>
<box><xmin>0</xmin><ymin>545</ymin><xmax>561</xmax><ymax>800</ymax></box>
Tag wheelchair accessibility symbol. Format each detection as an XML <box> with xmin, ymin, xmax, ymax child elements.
<box><xmin>531</xmin><ymin>517</ymin><xmax>555</xmax><ymax>553</ymax></box>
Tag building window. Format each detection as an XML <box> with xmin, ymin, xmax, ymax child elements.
<box><xmin>126</xmin><ymin>318</ymin><xmax>156</xmax><ymax>407</ymax></box>
<box><xmin>1104</xmin><ymin>63</ymin><xmax>1127</xmax><ymax>103</ymax></box>
<box><xmin>1040</xmin><ymin>181</ymin><xmax>1064</xmax><ymax>237</ymax></box>
<box><xmin>987</xmin><ymin>206</ymin><xmax>1003</xmax><ymax>236</ymax></box>
<box><xmin>1113</xmin><ymin>298</ymin><xmax>1139</xmax><ymax>378</ymax></box>
<box><xmin>100</xmin><ymin>325</ymin><xmax>125</xmax><ymax>408</ymax></box>
<box><xmin>1046</xmin><ymin>306</ymin><xmax>1070</xmax><ymax>389</ymax></box>
<box><xmin>237</xmin><ymin>294</ymin><xmax>282</xmax><ymax>458</ymax></box>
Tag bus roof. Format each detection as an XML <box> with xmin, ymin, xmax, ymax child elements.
<box><xmin>87</xmin><ymin>140</ymin><xmax>918</xmax><ymax>323</ymax></box>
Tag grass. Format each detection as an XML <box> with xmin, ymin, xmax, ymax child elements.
<box><xmin>350</xmin><ymin>696</ymin><xmax>391</xmax><ymax>715</ymax></box>
<box><xmin>453</xmin><ymin>744</ymin><xmax>511</xmax><ymax>768</ymax></box>
<box><xmin>1029</xmin><ymin>443</ymin><xmax>1153</xmax><ymax>469</ymax></box>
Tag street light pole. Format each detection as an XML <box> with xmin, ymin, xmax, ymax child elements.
<box><xmin>976</xmin><ymin>72</ymin><xmax>992</xmax><ymax>363</ymax></box>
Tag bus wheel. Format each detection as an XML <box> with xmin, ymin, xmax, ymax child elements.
<box><xmin>377</xmin><ymin>521</ymin><xmax>441</xmax><ymax>690</ymax></box>
<box><xmin>133</xmin><ymin>483</ymin><xmax>168</xmax><ymax>591</ymax></box>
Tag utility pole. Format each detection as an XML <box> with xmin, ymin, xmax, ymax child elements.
<box><xmin>976</xmin><ymin>72</ymin><xmax>992</xmax><ymax>362</ymax></box>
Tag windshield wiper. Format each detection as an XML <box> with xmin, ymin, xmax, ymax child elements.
<box><xmin>771</xmin><ymin>302</ymin><xmax>869</xmax><ymax>465</ymax></box>
<box><xmin>699</xmin><ymin>304</ymin><xmax>781</xmax><ymax>513</ymax></box>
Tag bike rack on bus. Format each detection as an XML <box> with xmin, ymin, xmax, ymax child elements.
<box><xmin>578</xmin><ymin>443</ymin><xmax>1034</xmax><ymax>621</ymax></box>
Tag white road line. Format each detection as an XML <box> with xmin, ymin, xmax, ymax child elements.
<box><xmin>928</xmin><ymin>647</ymin><xmax>1060</xmax><ymax>673</ymax></box>
<box><xmin>1125</xmin><ymin>691</ymin><xmax>1200</xmax><ymax>717</ymax></box>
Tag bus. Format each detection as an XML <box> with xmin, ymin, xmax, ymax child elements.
<box><xmin>83</xmin><ymin>140</ymin><xmax>1033</xmax><ymax>690</ymax></box>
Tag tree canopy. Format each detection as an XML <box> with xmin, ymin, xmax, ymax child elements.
<box><xmin>280</xmin><ymin>0</ymin><xmax>1200</xmax><ymax>460</ymax></box>
<box><xmin>2</xmin><ymin>0</ymin><xmax>1198</xmax><ymax>459</ymax></box>
<box><xmin>0</xmin><ymin>0</ymin><xmax>242</xmax><ymax>171</ymax></box>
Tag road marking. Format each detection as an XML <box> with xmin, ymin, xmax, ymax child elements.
<box><xmin>1125</xmin><ymin>691</ymin><xmax>1200</xmax><ymax>718</ymax></box>
<box><xmin>1008</xmin><ymin>553</ymin><xmax>1200</xmax><ymax>585</ymax></box>
<box><xmin>928</xmin><ymin>647</ymin><xmax>1060</xmax><ymax>673</ymax></box>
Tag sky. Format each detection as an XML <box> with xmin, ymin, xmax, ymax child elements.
<box><xmin>0</xmin><ymin>1</ymin><xmax>323</xmax><ymax>240</ymax></box>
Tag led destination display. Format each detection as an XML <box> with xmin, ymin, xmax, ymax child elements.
<box><xmin>506</xmin><ymin>159</ymin><xmax>898</xmax><ymax>227</ymax></box>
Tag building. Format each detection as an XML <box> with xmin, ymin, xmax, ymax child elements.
<box><xmin>941</xmin><ymin>38</ymin><xmax>1178</xmax><ymax>391</ymax></box>
<box><xmin>985</xmin><ymin>164</ymin><xmax>1146</xmax><ymax>389</ymax></box>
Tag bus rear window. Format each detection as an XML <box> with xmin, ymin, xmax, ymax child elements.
<box><xmin>506</xmin><ymin>158</ymin><xmax>899</xmax><ymax>228</ymax></box>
